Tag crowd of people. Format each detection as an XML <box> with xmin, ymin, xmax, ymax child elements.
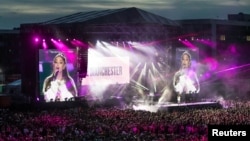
<box><xmin>0</xmin><ymin>99</ymin><xmax>250</xmax><ymax>141</ymax></box>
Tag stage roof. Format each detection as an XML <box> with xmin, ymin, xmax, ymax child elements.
<box><xmin>40</xmin><ymin>7</ymin><xmax>180</xmax><ymax>26</ymax></box>
<box><xmin>20</xmin><ymin>7</ymin><xmax>182</xmax><ymax>44</ymax></box>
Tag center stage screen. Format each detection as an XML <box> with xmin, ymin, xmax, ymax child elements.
<box><xmin>81</xmin><ymin>56</ymin><xmax>130</xmax><ymax>85</ymax></box>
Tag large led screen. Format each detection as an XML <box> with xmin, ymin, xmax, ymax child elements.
<box><xmin>39</xmin><ymin>49</ymin><xmax>78</xmax><ymax>102</ymax></box>
<box><xmin>172</xmin><ymin>48</ymin><xmax>200</xmax><ymax>103</ymax></box>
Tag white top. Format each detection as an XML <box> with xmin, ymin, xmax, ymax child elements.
<box><xmin>44</xmin><ymin>79</ymin><xmax>74</xmax><ymax>102</ymax></box>
<box><xmin>173</xmin><ymin>69</ymin><xmax>200</xmax><ymax>94</ymax></box>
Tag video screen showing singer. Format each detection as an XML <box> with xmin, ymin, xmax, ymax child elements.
<box><xmin>173</xmin><ymin>51</ymin><xmax>200</xmax><ymax>103</ymax></box>
<box><xmin>42</xmin><ymin>53</ymin><xmax>77</xmax><ymax>102</ymax></box>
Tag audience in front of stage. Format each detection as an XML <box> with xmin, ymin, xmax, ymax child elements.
<box><xmin>0</xmin><ymin>100</ymin><xmax>249</xmax><ymax>141</ymax></box>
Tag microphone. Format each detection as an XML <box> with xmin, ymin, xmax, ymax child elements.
<box><xmin>53</xmin><ymin>71</ymin><xmax>59</xmax><ymax>80</ymax></box>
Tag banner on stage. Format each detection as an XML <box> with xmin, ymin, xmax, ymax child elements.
<box><xmin>81</xmin><ymin>56</ymin><xmax>130</xmax><ymax>85</ymax></box>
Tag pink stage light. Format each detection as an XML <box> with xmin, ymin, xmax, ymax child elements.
<box><xmin>42</xmin><ymin>40</ymin><xmax>47</xmax><ymax>49</ymax></box>
<box><xmin>71</xmin><ymin>39</ymin><xmax>88</xmax><ymax>48</ymax></box>
<box><xmin>51</xmin><ymin>39</ymin><xmax>77</xmax><ymax>63</ymax></box>
<box><xmin>34</xmin><ymin>37</ymin><xmax>39</xmax><ymax>42</ymax></box>
<box><xmin>197</xmin><ymin>38</ymin><xmax>216</xmax><ymax>48</ymax></box>
<box><xmin>180</xmin><ymin>39</ymin><xmax>197</xmax><ymax>51</ymax></box>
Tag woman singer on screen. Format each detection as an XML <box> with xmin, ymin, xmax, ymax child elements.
<box><xmin>173</xmin><ymin>51</ymin><xmax>200</xmax><ymax>101</ymax></box>
<box><xmin>42</xmin><ymin>53</ymin><xmax>77</xmax><ymax>102</ymax></box>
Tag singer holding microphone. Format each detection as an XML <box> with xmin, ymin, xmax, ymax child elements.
<box><xmin>42</xmin><ymin>53</ymin><xmax>77</xmax><ymax>102</ymax></box>
<box><xmin>173</xmin><ymin>51</ymin><xmax>200</xmax><ymax>103</ymax></box>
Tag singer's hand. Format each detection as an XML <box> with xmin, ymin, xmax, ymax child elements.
<box><xmin>53</xmin><ymin>71</ymin><xmax>59</xmax><ymax>80</ymax></box>
<box><xmin>44</xmin><ymin>81</ymin><xmax>58</xmax><ymax>102</ymax></box>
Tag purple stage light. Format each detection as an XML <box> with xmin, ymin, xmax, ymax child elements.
<box><xmin>42</xmin><ymin>40</ymin><xmax>47</xmax><ymax>49</ymax></box>
<box><xmin>34</xmin><ymin>37</ymin><xmax>39</xmax><ymax>42</ymax></box>
<box><xmin>180</xmin><ymin>39</ymin><xmax>197</xmax><ymax>51</ymax></box>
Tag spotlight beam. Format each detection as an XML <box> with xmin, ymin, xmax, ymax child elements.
<box><xmin>216</xmin><ymin>63</ymin><xmax>250</xmax><ymax>73</ymax></box>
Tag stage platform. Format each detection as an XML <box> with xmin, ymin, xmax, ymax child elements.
<box><xmin>132</xmin><ymin>101</ymin><xmax>222</xmax><ymax>112</ymax></box>
<box><xmin>6</xmin><ymin>95</ymin><xmax>222</xmax><ymax>112</ymax></box>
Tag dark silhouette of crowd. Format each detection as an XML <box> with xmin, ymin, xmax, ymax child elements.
<box><xmin>0</xmin><ymin>99</ymin><xmax>250</xmax><ymax>141</ymax></box>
